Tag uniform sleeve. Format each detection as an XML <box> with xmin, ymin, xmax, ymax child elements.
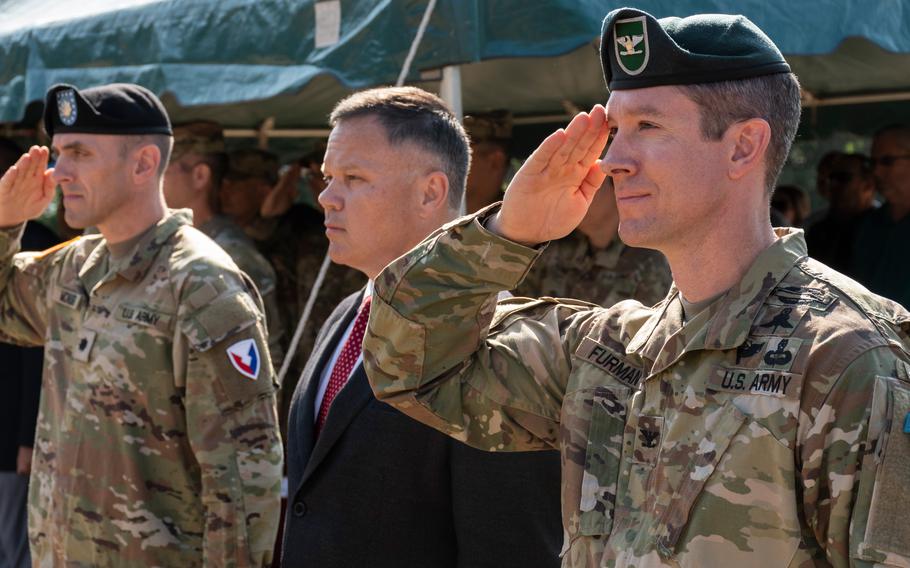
<box><xmin>0</xmin><ymin>224</ymin><xmax>53</xmax><ymax>346</ymax></box>
<box><xmin>799</xmin><ymin>346</ymin><xmax>910</xmax><ymax>568</ymax></box>
<box><xmin>17</xmin><ymin>346</ymin><xmax>43</xmax><ymax>448</ymax></box>
<box><xmin>363</xmin><ymin>209</ymin><xmax>600</xmax><ymax>452</ymax></box>
<box><xmin>178</xmin><ymin>276</ymin><xmax>283</xmax><ymax>567</ymax></box>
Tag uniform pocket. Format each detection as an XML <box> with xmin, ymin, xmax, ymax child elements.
<box><xmin>579</xmin><ymin>385</ymin><xmax>629</xmax><ymax>537</ymax></box>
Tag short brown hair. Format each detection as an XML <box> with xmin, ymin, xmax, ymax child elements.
<box><xmin>677</xmin><ymin>72</ymin><xmax>802</xmax><ymax>194</ymax></box>
<box><xmin>330</xmin><ymin>87</ymin><xmax>470</xmax><ymax>210</ymax></box>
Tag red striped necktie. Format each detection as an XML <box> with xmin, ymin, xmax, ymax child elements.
<box><xmin>316</xmin><ymin>296</ymin><xmax>372</xmax><ymax>433</ymax></box>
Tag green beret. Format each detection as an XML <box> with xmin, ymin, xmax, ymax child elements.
<box><xmin>172</xmin><ymin>121</ymin><xmax>225</xmax><ymax>160</ymax></box>
<box><xmin>600</xmin><ymin>8</ymin><xmax>791</xmax><ymax>90</ymax></box>
<box><xmin>44</xmin><ymin>83</ymin><xmax>172</xmax><ymax>138</ymax></box>
<box><xmin>226</xmin><ymin>148</ymin><xmax>279</xmax><ymax>185</ymax></box>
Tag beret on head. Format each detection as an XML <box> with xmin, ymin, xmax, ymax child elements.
<box><xmin>44</xmin><ymin>83</ymin><xmax>172</xmax><ymax>138</ymax></box>
<box><xmin>171</xmin><ymin>121</ymin><xmax>225</xmax><ymax>160</ymax></box>
<box><xmin>600</xmin><ymin>8</ymin><xmax>791</xmax><ymax>91</ymax></box>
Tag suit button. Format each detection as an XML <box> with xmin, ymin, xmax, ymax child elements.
<box><xmin>292</xmin><ymin>501</ymin><xmax>307</xmax><ymax>517</ymax></box>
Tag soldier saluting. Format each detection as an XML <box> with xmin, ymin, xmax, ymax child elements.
<box><xmin>364</xmin><ymin>8</ymin><xmax>910</xmax><ymax>567</ymax></box>
<box><xmin>0</xmin><ymin>83</ymin><xmax>282</xmax><ymax>566</ymax></box>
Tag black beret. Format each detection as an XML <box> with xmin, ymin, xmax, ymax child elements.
<box><xmin>601</xmin><ymin>8</ymin><xmax>791</xmax><ymax>91</ymax></box>
<box><xmin>44</xmin><ymin>83</ymin><xmax>172</xmax><ymax>138</ymax></box>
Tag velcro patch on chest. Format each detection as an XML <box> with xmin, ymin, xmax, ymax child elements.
<box><xmin>116</xmin><ymin>303</ymin><xmax>172</xmax><ymax>331</ymax></box>
<box><xmin>575</xmin><ymin>336</ymin><xmax>644</xmax><ymax>388</ymax></box>
<box><xmin>768</xmin><ymin>285</ymin><xmax>836</xmax><ymax>311</ymax></box>
<box><xmin>709</xmin><ymin>366</ymin><xmax>800</xmax><ymax>399</ymax></box>
<box><xmin>53</xmin><ymin>287</ymin><xmax>85</xmax><ymax>310</ymax></box>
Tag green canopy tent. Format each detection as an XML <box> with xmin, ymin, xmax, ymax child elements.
<box><xmin>3</xmin><ymin>0</ymin><xmax>910</xmax><ymax>140</ymax></box>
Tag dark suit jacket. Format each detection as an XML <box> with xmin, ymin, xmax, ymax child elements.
<box><xmin>283</xmin><ymin>291</ymin><xmax>562</xmax><ymax>567</ymax></box>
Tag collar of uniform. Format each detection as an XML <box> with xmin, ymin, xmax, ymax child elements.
<box><xmin>590</xmin><ymin>236</ymin><xmax>624</xmax><ymax>269</ymax></box>
<box><xmin>197</xmin><ymin>214</ymin><xmax>232</xmax><ymax>241</ymax></box>
<box><xmin>78</xmin><ymin>210</ymin><xmax>192</xmax><ymax>289</ymax></box>
<box><xmin>702</xmin><ymin>227</ymin><xmax>807</xmax><ymax>349</ymax></box>
<box><xmin>112</xmin><ymin>209</ymin><xmax>192</xmax><ymax>282</ymax></box>
<box><xmin>626</xmin><ymin>228</ymin><xmax>806</xmax><ymax>360</ymax></box>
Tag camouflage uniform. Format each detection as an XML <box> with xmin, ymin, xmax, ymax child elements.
<box><xmin>515</xmin><ymin>230</ymin><xmax>671</xmax><ymax>307</ymax></box>
<box><xmin>200</xmin><ymin>214</ymin><xmax>285</xmax><ymax>370</ymax></box>
<box><xmin>364</xmin><ymin>209</ymin><xmax>910</xmax><ymax>567</ymax></box>
<box><xmin>0</xmin><ymin>209</ymin><xmax>282</xmax><ymax>567</ymax></box>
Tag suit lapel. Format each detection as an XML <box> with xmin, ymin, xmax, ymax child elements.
<box><xmin>292</xmin><ymin>293</ymin><xmax>361</xmax><ymax>488</ymax></box>
<box><xmin>301</xmin><ymin>364</ymin><xmax>373</xmax><ymax>484</ymax></box>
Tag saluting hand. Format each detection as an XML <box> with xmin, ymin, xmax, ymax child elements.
<box><xmin>488</xmin><ymin>105</ymin><xmax>610</xmax><ymax>246</ymax></box>
<box><xmin>0</xmin><ymin>146</ymin><xmax>56</xmax><ymax>229</ymax></box>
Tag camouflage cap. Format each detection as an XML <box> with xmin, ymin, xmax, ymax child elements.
<box><xmin>226</xmin><ymin>148</ymin><xmax>279</xmax><ymax>185</ymax></box>
<box><xmin>464</xmin><ymin>111</ymin><xmax>513</xmax><ymax>144</ymax></box>
<box><xmin>600</xmin><ymin>8</ymin><xmax>791</xmax><ymax>91</ymax></box>
<box><xmin>171</xmin><ymin>120</ymin><xmax>225</xmax><ymax>160</ymax></box>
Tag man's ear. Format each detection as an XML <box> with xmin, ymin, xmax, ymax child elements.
<box><xmin>132</xmin><ymin>143</ymin><xmax>161</xmax><ymax>184</ymax></box>
<box><xmin>419</xmin><ymin>170</ymin><xmax>450</xmax><ymax>215</ymax></box>
<box><xmin>191</xmin><ymin>162</ymin><xmax>213</xmax><ymax>191</ymax></box>
<box><xmin>727</xmin><ymin>118</ymin><xmax>771</xmax><ymax>181</ymax></box>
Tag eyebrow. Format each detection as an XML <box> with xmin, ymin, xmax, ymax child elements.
<box><xmin>52</xmin><ymin>141</ymin><xmax>91</xmax><ymax>154</ymax></box>
<box><xmin>625</xmin><ymin>104</ymin><xmax>667</xmax><ymax>119</ymax></box>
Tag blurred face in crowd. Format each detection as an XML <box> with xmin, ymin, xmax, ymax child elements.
<box><xmin>601</xmin><ymin>86</ymin><xmax>733</xmax><ymax>253</ymax></box>
<box><xmin>871</xmin><ymin>130</ymin><xmax>910</xmax><ymax>216</ymax></box>
<box><xmin>219</xmin><ymin>175</ymin><xmax>271</xmax><ymax>227</ymax></box>
<box><xmin>465</xmin><ymin>141</ymin><xmax>507</xmax><ymax>213</ymax></box>
<box><xmin>163</xmin><ymin>152</ymin><xmax>205</xmax><ymax>209</ymax></box>
<box><xmin>826</xmin><ymin>155</ymin><xmax>874</xmax><ymax>216</ymax></box>
<box><xmin>319</xmin><ymin>115</ymin><xmax>447</xmax><ymax>279</ymax></box>
<box><xmin>51</xmin><ymin>133</ymin><xmax>136</xmax><ymax>229</ymax></box>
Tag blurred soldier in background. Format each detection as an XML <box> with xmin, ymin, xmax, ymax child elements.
<box><xmin>517</xmin><ymin>176</ymin><xmax>671</xmax><ymax>306</ymax></box>
<box><xmin>464</xmin><ymin>110</ymin><xmax>512</xmax><ymax>213</ymax></box>
<box><xmin>164</xmin><ymin>122</ymin><xmax>284</xmax><ymax>367</ymax></box>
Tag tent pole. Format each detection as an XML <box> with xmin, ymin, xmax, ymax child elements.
<box><xmin>440</xmin><ymin>65</ymin><xmax>463</xmax><ymax>122</ymax></box>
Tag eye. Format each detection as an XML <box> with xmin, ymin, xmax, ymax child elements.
<box><xmin>638</xmin><ymin>121</ymin><xmax>657</xmax><ymax>130</ymax></box>
<box><xmin>345</xmin><ymin>174</ymin><xmax>362</xmax><ymax>183</ymax></box>
<box><xmin>607</xmin><ymin>127</ymin><xmax>618</xmax><ymax>143</ymax></box>
<box><xmin>322</xmin><ymin>175</ymin><xmax>332</xmax><ymax>184</ymax></box>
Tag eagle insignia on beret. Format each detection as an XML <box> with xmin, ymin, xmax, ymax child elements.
<box><xmin>57</xmin><ymin>89</ymin><xmax>78</xmax><ymax>126</ymax></box>
<box><xmin>614</xmin><ymin>16</ymin><xmax>649</xmax><ymax>75</ymax></box>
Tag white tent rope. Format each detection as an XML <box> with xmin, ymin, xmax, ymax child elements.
<box><xmin>275</xmin><ymin>0</ymin><xmax>438</xmax><ymax>387</ymax></box>
<box><xmin>396</xmin><ymin>0</ymin><xmax>437</xmax><ymax>87</ymax></box>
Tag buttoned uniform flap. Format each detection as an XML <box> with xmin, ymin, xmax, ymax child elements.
<box><xmin>181</xmin><ymin>290</ymin><xmax>259</xmax><ymax>353</ymax></box>
<box><xmin>578</xmin><ymin>385</ymin><xmax>629</xmax><ymax>538</ymax></box>
<box><xmin>851</xmin><ymin>376</ymin><xmax>910</xmax><ymax>566</ymax></box>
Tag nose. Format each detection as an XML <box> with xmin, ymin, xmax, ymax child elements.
<box><xmin>51</xmin><ymin>156</ymin><xmax>72</xmax><ymax>185</ymax></box>
<box><xmin>317</xmin><ymin>178</ymin><xmax>342</xmax><ymax>211</ymax></box>
<box><xmin>600</xmin><ymin>132</ymin><xmax>637</xmax><ymax>181</ymax></box>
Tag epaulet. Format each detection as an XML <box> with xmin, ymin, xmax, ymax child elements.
<box><xmin>34</xmin><ymin>236</ymin><xmax>81</xmax><ymax>259</ymax></box>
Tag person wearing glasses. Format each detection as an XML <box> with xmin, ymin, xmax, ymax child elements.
<box><xmin>851</xmin><ymin>125</ymin><xmax>910</xmax><ymax>308</ymax></box>
<box><xmin>806</xmin><ymin>153</ymin><xmax>876</xmax><ymax>275</ymax></box>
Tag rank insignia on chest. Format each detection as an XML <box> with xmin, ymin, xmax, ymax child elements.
<box><xmin>73</xmin><ymin>329</ymin><xmax>96</xmax><ymax>363</ymax></box>
<box><xmin>226</xmin><ymin>339</ymin><xmax>260</xmax><ymax>380</ymax></box>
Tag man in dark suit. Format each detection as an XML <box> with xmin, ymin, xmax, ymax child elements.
<box><xmin>282</xmin><ymin>87</ymin><xmax>562</xmax><ymax>567</ymax></box>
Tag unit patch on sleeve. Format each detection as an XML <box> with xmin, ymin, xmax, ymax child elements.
<box><xmin>226</xmin><ymin>338</ymin><xmax>260</xmax><ymax>380</ymax></box>
<box><xmin>575</xmin><ymin>336</ymin><xmax>644</xmax><ymax>388</ymax></box>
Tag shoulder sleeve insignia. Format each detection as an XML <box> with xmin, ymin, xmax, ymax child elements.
<box><xmin>226</xmin><ymin>338</ymin><xmax>260</xmax><ymax>380</ymax></box>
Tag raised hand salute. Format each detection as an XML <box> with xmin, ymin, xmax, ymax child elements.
<box><xmin>488</xmin><ymin>104</ymin><xmax>609</xmax><ymax>246</ymax></box>
<box><xmin>0</xmin><ymin>146</ymin><xmax>55</xmax><ymax>229</ymax></box>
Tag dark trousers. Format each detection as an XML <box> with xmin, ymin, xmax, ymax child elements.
<box><xmin>0</xmin><ymin>472</ymin><xmax>29</xmax><ymax>568</ymax></box>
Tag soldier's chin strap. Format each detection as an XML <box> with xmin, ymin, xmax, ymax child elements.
<box><xmin>276</xmin><ymin>252</ymin><xmax>331</xmax><ymax>387</ymax></box>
